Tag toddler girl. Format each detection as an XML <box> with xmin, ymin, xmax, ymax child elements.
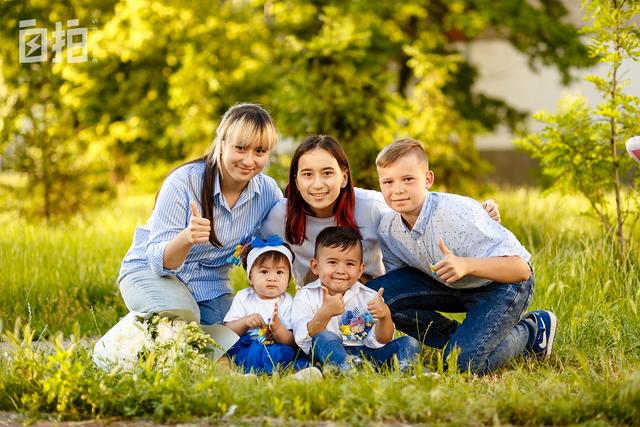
<box><xmin>224</xmin><ymin>235</ymin><xmax>307</xmax><ymax>374</ymax></box>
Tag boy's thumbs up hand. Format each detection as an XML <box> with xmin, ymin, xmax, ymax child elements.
<box><xmin>438</xmin><ymin>239</ymin><xmax>453</xmax><ymax>256</ymax></box>
<box><xmin>184</xmin><ymin>201</ymin><xmax>211</xmax><ymax>244</ymax></box>
<box><xmin>434</xmin><ymin>239</ymin><xmax>468</xmax><ymax>284</ymax></box>
<box><xmin>367</xmin><ymin>287</ymin><xmax>390</xmax><ymax>320</ymax></box>
<box><xmin>320</xmin><ymin>285</ymin><xmax>345</xmax><ymax>317</ymax></box>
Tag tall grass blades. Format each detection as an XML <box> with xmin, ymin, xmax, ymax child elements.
<box><xmin>0</xmin><ymin>196</ymin><xmax>154</xmax><ymax>337</ymax></box>
<box><xmin>0</xmin><ymin>189</ymin><xmax>639</xmax><ymax>424</ymax></box>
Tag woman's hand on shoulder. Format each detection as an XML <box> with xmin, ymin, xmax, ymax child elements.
<box><xmin>481</xmin><ymin>199</ymin><xmax>501</xmax><ymax>223</ymax></box>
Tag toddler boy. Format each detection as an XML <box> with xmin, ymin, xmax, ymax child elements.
<box><xmin>292</xmin><ymin>226</ymin><xmax>421</xmax><ymax>372</ymax></box>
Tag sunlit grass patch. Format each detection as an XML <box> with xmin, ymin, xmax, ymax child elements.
<box><xmin>0</xmin><ymin>188</ymin><xmax>639</xmax><ymax>423</ymax></box>
<box><xmin>1</xmin><ymin>325</ymin><xmax>639</xmax><ymax>424</ymax></box>
<box><xmin>0</xmin><ymin>195</ymin><xmax>154</xmax><ymax>337</ymax></box>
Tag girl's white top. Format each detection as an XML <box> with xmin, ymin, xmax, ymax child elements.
<box><xmin>223</xmin><ymin>287</ymin><xmax>294</xmax><ymax>330</ymax></box>
<box><xmin>260</xmin><ymin>187</ymin><xmax>390</xmax><ymax>286</ymax></box>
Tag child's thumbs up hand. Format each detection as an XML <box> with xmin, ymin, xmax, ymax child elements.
<box><xmin>438</xmin><ymin>239</ymin><xmax>453</xmax><ymax>257</ymax></box>
<box><xmin>434</xmin><ymin>239</ymin><xmax>469</xmax><ymax>284</ymax></box>
<box><xmin>320</xmin><ymin>286</ymin><xmax>345</xmax><ymax>317</ymax></box>
<box><xmin>367</xmin><ymin>287</ymin><xmax>390</xmax><ymax>320</ymax></box>
<box><xmin>185</xmin><ymin>201</ymin><xmax>211</xmax><ymax>244</ymax></box>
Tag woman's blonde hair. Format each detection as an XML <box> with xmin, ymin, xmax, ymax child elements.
<box><xmin>160</xmin><ymin>104</ymin><xmax>278</xmax><ymax>247</ymax></box>
<box><xmin>156</xmin><ymin>104</ymin><xmax>278</xmax><ymax>246</ymax></box>
<box><xmin>207</xmin><ymin>103</ymin><xmax>279</xmax><ymax>178</ymax></box>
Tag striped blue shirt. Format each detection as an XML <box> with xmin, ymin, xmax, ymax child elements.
<box><xmin>119</xmin><ymin>161</ymin><xmax>283</xmax><ymax>301</ymax></box>
<box><xmin>378</xmin><ymin>192</ymin><xmax>531</xmax><ymax>289</ymax></box>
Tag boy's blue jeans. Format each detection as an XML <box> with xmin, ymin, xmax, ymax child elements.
<box><xmin>367</xmin><ymin>267</ymin><xmax>536</xmax><ymax>376</ymax></box>
<box><xmin>311</xmin><ymin>331</ymin><xmax>421</xmax><ymax>371</ymax></box>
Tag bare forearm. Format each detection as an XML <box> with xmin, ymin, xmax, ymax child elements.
<box><xmin>224</xmin><ymin>320</ymin><xmax>249</xmax><ymax>336</ymax></box>
<box><xmin>464</xmin><ymin>256</ymin><xmax>530</xmax><ymax>283</ymax></box>
<box><xmin>374</xmin><ymin>317</ymin><xmax>394</xmax><ymax>344</ymax></box>
<box><xmin>163</xmin><ymin>230</ymin><xmax>193</xmax><ymax>270</ymax></box>
<box><xmin>272</xmin><ymin>327</ymin><xmax>296</xmax><ymax>346</ymax></box>
<box><xmin>306</xmin><ymin>310</ymin><xmax>333</xmax><ymax>337</ymax></box>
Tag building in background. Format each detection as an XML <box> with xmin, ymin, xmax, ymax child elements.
<box><xmin>465</xmin><ymin>1</ymin><xmax>640</xmax><ymax>185</ymax></box>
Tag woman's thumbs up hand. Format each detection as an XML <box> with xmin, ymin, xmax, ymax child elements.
<box><xmin>185</xmin><ymin>201</ymin><xmax>211</xmax><ymax>244</ymax></box>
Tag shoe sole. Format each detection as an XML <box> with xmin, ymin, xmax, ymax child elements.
<box><xmin>290</xmin><ymin>367</ymin><xmax>323</xmax><ymax>380</ymax></box>
<box><xmin>543</xmin><ymin>312</ymin><xmax>558</xmax><ymax>358</ymax></box>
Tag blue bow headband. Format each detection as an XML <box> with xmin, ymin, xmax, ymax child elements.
<box><xmin>245</xmin><ymin>235</ymin><xmax>293</xmax><ymax>281</ymax></box>
<box><xmin>250</xmin><ymin>235</ymin><xmax>284</xmax><ymax>248</ymax></box>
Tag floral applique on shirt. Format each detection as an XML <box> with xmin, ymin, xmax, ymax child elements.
<box><xmin>249</xmin><ymin>321</ymin><xmax>275</xmax><ymax>345</ymax></box>
<box><xmin>339</xmin><ymin>308</ymin><xmax>375</xmax><ymax>341</ymax></box>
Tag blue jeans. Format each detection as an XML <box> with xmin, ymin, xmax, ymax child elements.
<box><xmin>311</xmin><ymin>331</ymin><xmax>421</xmax><ymax>371</ymax></box>
<box><xmin>367</xmin><ymin>267</ymin><xmax>536</xmax><ymax>375</ymax></box>
<box><xmin>119</xmin><ymin>268</ymin><xmax>233</xmax><ymax>325</ymax></box>
<box><xmin>197</xmin><ymin>294</ymin><xmax>233</xmax><ymax>325</ymax></box>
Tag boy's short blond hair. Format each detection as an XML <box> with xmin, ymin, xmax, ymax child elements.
<box><xmin>375</xmin><ymin>138</ymin><xmax>429</xmax><ymax>169</ymax></box>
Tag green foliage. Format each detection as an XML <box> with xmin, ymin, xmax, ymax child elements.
<box><xmin>0</xmin><ymin>1</ymin><xmax>117</xmax><ymax>220</ymax></box>
<box><xmin>2</xmin><ymin>329</ymin><xmax>640</xmax><ymax>424</ymax></box>
<box><xmin>0</xmin><ymin>189</ymin><xmax>639</xmax><ymax>423</ymax></box>
<box><xmin>267</xmin><ymin>0</ymin><xmax>593</xmax><ymax>191</ymax></box>
<box><xmin>1</xmin><ymin>323</ymin><xmax>97</xmax><ymax>419</ymax></box>
<box><xmin>519</xmin><ymin>96</ymin><xmax>613</xmax><ymax>217</ymax></box>
<box><xmin>0</xmin><ymin>196</ymin><xmax>151</xmax><ymax>338</ymax></box>
<box><xmin>1</xmin><ymin>0</ymin><xmax>593</xmax><ymax>217</ymax></box>
<box><xmin>516</xmin><ymin>0</ymin><xmax>640</xmax><ymax>256</ymax></box>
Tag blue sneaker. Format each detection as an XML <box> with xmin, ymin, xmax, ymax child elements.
<box><xmin>528</xmin><ymin>310</ymin><xmax>558</xmax><ymax>358</ymax></box>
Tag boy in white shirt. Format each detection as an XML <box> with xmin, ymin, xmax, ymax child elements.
<box><xmin>292</xmin><ymin>226</ymin><xmax>420</xmax><ymax>372</ymax></box>
<box><xmin>368</xmin><ymin>138</ymin><xmax>557</xmax><ymax>376</ymax></box>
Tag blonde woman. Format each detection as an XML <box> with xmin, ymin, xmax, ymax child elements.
<box><xmin>118</xmin><ymin>104</ymin><xmax>283</xmax><ymax>324</ymax></box>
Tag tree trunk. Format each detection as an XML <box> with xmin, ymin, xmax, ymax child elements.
<box><xmin>610</xmin><ymin>4</ymin><xmax>625</xmax><ymax>257</ymax></box>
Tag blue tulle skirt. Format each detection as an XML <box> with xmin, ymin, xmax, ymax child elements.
<box><xmin>226</xmin><ymin>334</ymin><xmax>309</xmax><ymax>374</ymax></box>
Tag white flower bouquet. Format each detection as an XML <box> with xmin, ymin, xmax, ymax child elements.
<box><xmin>93</xmin><ymin>311</ymin><xmax>217</xmax><ymax>371</ymax></box>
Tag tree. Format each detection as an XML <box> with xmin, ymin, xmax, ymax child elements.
<box><xmin>2</xmin><ymin>0</ymin><xmax>595</xmax><ymax>217</ymax></box>
<box><xmin>267</xmin><ymin>0</ymin><xmax>595</xmax><ymax>190</ymax></box>
<box><xmin>61</xmin><ymin>0</ymin><xmax>280</xmax><ymax>183</ymax></box>
<box><xmin>516</xmin><ymin>0</ymin><xmax>640</xmax><ymax>257</ymax></box>
<box><xmin>0</xmin><ymin>1</ymin><xmax>116</xmax><ymax>220</ymax></box>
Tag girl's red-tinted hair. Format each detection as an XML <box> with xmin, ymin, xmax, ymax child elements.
<box><xmin>285</xmin><ymin>135</ymin><xmax>360</xmax><ymax>245</ymax></box>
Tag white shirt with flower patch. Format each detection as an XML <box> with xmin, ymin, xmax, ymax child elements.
<box><xmin>291</xmin><ymin>279</ymin><xmax>393</xmax><ymax>354</ymax></box>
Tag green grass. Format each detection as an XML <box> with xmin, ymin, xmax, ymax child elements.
<box><xmin>1</xmin><ymin>188</ymin><xmax>639</xmax><ymax>424</ymax></box>
<box><xmin>0</xmin><ymin>195</ymin><xmax>154</xmax><ymax>338</ymax></box>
